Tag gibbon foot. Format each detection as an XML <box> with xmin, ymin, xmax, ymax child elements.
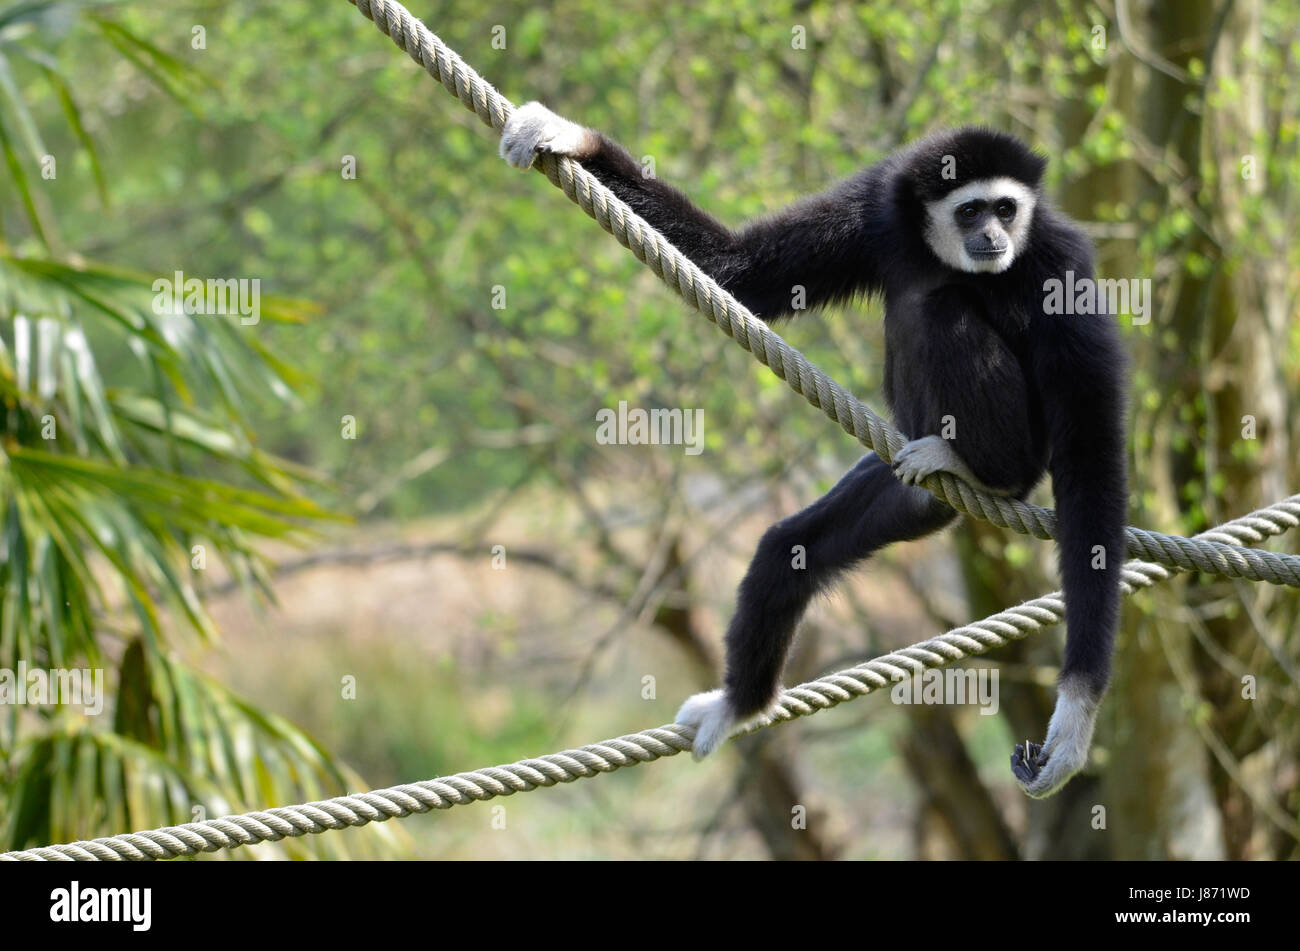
<box><xmin>674</xmin><ymin>689</ymin><xmax>739</xmax><ymax>759</ymax></box>
<box><xmin>1012</xmin><ymin>679</ymin><xmax>1099</xmax><ymax>798</ymax></box>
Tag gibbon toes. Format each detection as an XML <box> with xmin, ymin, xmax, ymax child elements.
<box><xmin>674</xmin><ymin>689</ymin><xmax>738</xmax><ymax>759</ymax></box>
<box><xmin>499</xmin><ymin>101</ymin><xmax>591</xmax><ymax>169</ymax></box>
<box><xmin>1010</xmin><ymin>740</ymin><xmax>1047</xmax><ymax>787</ymax></box>
<box><xmin>1012</xmin><ymin>679</ymin><xmax>1100</xmax><ymax>798</ymax></box>
<box><xmin>891</xmin><ymin>435</ymin><xmax>952</xmax><ymax>487</ymax></box>
<box><xmin>1012</xmin><ymin>737</ymin><xmax>1089</xmax><ymax>799</ymax></box>
<box><xmin>892</xmin><ymin>434</ymin><xmax>1018</xmax><ymax>496</ymax></box>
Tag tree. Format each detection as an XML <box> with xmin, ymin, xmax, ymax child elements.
<box><xmin>0</xmin><ymin>0</ymin><xmax>395</xmax><ymax>858</ymax></box>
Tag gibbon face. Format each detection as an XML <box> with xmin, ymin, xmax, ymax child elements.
<box><xmin>923</xmin><ymin>176</ymin><xmax>1038</xmax><ymax>274</ymax></box>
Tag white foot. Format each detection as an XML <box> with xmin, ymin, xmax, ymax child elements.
<box><xmin>499</xmin><ymin>101</ymin><xmax>593</xmax><ymax>169</ymax></box>
<box><xmin>891</xmin><ymin>434</ymin><xmax>1013</xmax><ymax>496</ymax></box>
<box><xmin>1011</xmin><ymin>678</ymin><xmax>1100</xmax><ymax>798</ymax></box>
<box><xmin>891</xmin><ymin>435</ymin><xmax>958</xmax><ymax>487</ymax></box>
<box><xmin>674</xmin><ymin>689</ymin><xmax>738</xmax><ymax>759</ymax></box>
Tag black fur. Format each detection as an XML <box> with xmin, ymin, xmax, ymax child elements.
<box><xmin>577</xmin><ymin>126</ymin><xmax>1128</xmax><ymax>723</ymax></box>
<box><xmin>902</xmin><ymin>126</ymin><xmax>1048</xmax><ymax>203</ymax></box>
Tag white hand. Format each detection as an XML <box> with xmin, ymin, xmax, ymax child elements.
<box><xmin>499</xmin><ymin>101</ymin><xmax>592</xmax><ymax>169</ymax></box>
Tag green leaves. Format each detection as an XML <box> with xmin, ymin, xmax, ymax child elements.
<box><xmin>0</xmin><ymin>1</ymin><xmax>374</xmax><ymax>857</ymax></box>
<box><xmin>4</xmin><ymin>643</ymin><xmax>401</xmax><ymax>857</ymax></box>
<box><xmin>0</xmin><ymin>251</ymin><xmax>370</xmax><ymax>855</ymax></box>
<box><xmin>4</xmin><ymin>726</ymin><xmax>223</xmax><ymax>855</ymax></box>
<box><xmin>0</xmin><ymin>255</ymin><xmax>336</xmax><ymax>660</ymax></box>
<box><xmin>92</xmin><ymin>16</ymin><xmax>211</xmax><ymax>115</ymax></box>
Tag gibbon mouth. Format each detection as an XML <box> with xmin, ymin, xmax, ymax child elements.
<box><xmin>968</xmin><ymin>247</ymin><xmax>1008</xmax><ymax>258</ymax></box>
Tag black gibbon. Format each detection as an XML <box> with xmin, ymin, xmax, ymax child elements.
<box><xmin>501</xmin><ymin>105</ymin><xmax>1128</xmax><ymax>798</ymax></box>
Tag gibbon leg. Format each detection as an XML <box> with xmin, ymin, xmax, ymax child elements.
<box><xmin>678</xmin><ymin>453</ymin><xmax>956</xmax><ymax>756</ymax></box>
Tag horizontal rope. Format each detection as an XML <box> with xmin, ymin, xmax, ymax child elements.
<box><xmin>5</xmin><ymin>494</ymin><xmax>1296</xmax><ymax>861</ymax></box>
<box><xmin>343</xmin><ymin>0</ymin><xmax>1300</xmax><ymax>588</ymax></box>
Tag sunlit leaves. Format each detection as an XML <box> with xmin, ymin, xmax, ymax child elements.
<box><xmin>0</xmin><ymin>1</ymin><xmax>368</xmax><ymax>857</ymax></box>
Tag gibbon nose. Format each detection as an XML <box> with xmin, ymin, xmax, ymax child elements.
<box><xmin>968</xmin><ymin>232</ymin><xmax>1007</xmax><ymax>256</ymax></box>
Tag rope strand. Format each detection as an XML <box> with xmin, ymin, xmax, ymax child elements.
<box><xmin>5</xmin><ymin>494</ymin><xmax>1296</xmax><ymax>861</ymax></box>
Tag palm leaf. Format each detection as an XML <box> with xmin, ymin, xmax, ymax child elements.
<box><xmin>0</xmin><ymin>0</ymin><xmax>385</xmax><ymax>860</ymax></box>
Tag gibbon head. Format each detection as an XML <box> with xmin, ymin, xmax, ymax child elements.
<box><xmin>906</xmin><ymin>127</ymin><xmax>1047</xmax><ymax>274</ymax></box>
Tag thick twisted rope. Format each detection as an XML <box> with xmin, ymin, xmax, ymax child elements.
<box><xmin>5</xmin><ymin>494</ymin><xmax>1296</xmax><ymax>861</ymax></box>
<box><xmin>342</xmin><ymin>0</ymin><xmax>1300</xmax><ymax>588</ymax></box>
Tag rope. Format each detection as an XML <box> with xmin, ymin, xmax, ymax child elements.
<box><xmin>4</xmin><ymin>494</ymin><xmax>1296</xmax><ymax>861</ymax></box>
<box><xmin>341</xmin><ymin>0</ymin><xmax>1300</xmax><ymax>589</ymax></box>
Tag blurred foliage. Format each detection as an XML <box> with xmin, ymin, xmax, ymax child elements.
<box><xmin>0</xmin><ymin>0</ymin><xmax>389</xmax><ymax>857</ymax></box>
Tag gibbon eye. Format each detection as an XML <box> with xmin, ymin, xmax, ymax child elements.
<box><xmin>996</xmin><ymin>200</ymin><xmax>1016</xmax><ymax>220</ymax></box>
<box><xmin>959</xmin><ymin>203</ymin><xmax>979</xmax><ymax>221</ymax></box>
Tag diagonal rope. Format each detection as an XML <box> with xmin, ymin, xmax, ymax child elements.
<box><xmin>4</xmin><ymin>495</ymin><xmax>1296</xmax><ymax>861</ymax></box>
<box><xmin>341</xmin><ymin>0</ymin><xmax>1300</xmax><ymax>588</ymax></box>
